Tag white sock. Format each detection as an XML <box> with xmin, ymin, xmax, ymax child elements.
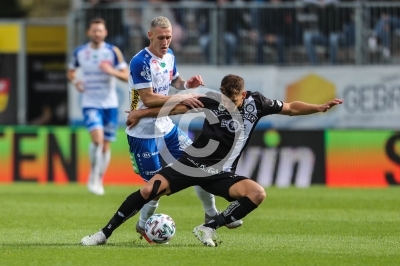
<box><xmin>139</xmin><ymin>199</ymin><xmax>160</xmax><ymax>229</ymax></box>
<box><xmin>88</xmin><ymin>143</ymin><xmax>103</xmax><ymax>185</ymax></box>
<box><xmin>99</xmin><ymin>149</ymin><xmax>111</xmax><ymax>184</ymax></box>
<box><xmin>194</xmin><ymin>186</ymin><xmax>218</xmax><ymax>217</ymax></box>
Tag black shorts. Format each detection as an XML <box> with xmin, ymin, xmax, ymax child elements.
<box><xmin>158</xmin><ymin>163</ymin><xmax>247</xmax><ymax>202</ymax></box>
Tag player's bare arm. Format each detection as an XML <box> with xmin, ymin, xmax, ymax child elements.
<box><xmin>279</xmin><ymin>98</ymin><xmax>344</xmax><ymax>116</ymax></box>
<box><xmin>171</xmin><ymin>75</ymin><xmax>205</xmax><ymax>90</ymax></box>
<box><xmin>126</xmin><ymin>104</ymin><xmax>190</xmax><ymax>129</ymax></box>
<box><xmin>67</xmin><ymin>69</ymin><xmax>84</xmax><ymax>92</ymax></box>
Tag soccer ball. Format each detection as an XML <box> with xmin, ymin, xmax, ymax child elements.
<box><xmin>145</xmin><ymin>213</ymin><xmax>176</xmax><ymax>244</ymax></box>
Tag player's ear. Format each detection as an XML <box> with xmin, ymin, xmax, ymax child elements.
<box><xmin>148</xmin><ymin>31</ymin><xmax>152</xmax><ymax>41</ymax></box>
<box><xmin>242</xmin><ymin>91</ymin><xmax>247</xmax><ymax>99</ymax></box>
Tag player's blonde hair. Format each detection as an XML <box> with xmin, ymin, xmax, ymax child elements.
<box><xmin>150</xmin><ymin>16</ymin><xmax>172</xmax><ymax>29</ymax></box>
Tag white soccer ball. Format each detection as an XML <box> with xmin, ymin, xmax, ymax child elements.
<box><xmin>145</xmin><ymin>213</ymin><xmax>176</xmax><ymax>244</ymax></box>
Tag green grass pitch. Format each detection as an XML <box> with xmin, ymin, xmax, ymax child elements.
<box><xmin>0</xmin><ymin>184</ymin><xmax>399</xmax><ymax>266</ymax></box>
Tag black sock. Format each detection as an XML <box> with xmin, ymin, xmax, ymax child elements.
<box><xmin>101</xmin><ymin>190</ymin><xmax>147</xmax><ymax>238</ymax></box>
<box><xmin>204</xmin><ymin>197</ymin><xmax>258</xmax><ymax>230</ymax></box>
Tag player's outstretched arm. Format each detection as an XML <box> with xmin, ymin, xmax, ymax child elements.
<box><xmin>125</xmin><ymin>104</ymin><xmax>191</xmax><ymax>129</ymax></box>
<box><xmin>279</xmin><ymin>98</ymin><xmax>343</xmax><ymax>116</ymax></box>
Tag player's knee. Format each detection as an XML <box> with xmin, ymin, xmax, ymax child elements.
<box><xmin>140</xmin><ymin>184</ymin><xmax>153</xmax><ymax>200</ymax></box>
<box><xmin>102</xmin><ymin>142</ymin><xmax>110</xmax><ymax>153</ymax></box>
<box><xmin>250</xmin><ymin>185</ymin><xmax>266</xmax><ymax>205</ymax></box>
<box><xmin>140</xmin><ymin>179</ymin><xmax>165</xmax><ymax>202</ymax></box>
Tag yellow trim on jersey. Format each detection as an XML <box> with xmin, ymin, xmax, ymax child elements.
<box><xmin>112</xmin><ymin>46</ymin><xmax>124</xmax><ymax>64</ymax></box>
<box><xmin>131</xmin><ymin>89</ymin><xmax>140</xmax><ymax>111</ymax></box>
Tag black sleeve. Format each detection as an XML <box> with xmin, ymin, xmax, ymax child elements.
<box><xmin>198</xmin><ymin>96</ymin><xmax>219</xmax><ymax>108</ymax></box>
<box><xmin>252</xmin><ymin>91</ymin><xmax>283</xmax><ymax>117</ymax></box>
<box><xmin>184</xmin><ymin>91</ymin><xmax>220</xmax><ymax>111</ymax></box>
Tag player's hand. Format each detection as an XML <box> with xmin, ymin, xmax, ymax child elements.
<box><xmin>125</xmin><ymin>110</ymin><xmax>143</xmax><ymax>129</ymax></box>
<box><xmin>186</xmin><ymin>75</ymin><xmax>205</xmax><ymax>89</ymax></box>
<box><xmin>319</xmin><ymin>98</ymin><xmax>344</xmax><ymax>112</ymax></box>
<box><xmin>99</xmin><ymin>61</ymin><xmax>115</xmax><ymax>75</ymax></box>
<box><xmin>179</xmin><ymin>93</ymin><xmax>205</xmax><ymax>109</ymax></box>
<box><xmin>75</xmin><ymin>81</ymin><xmax>85</xmax><ymax>92</ymax></box>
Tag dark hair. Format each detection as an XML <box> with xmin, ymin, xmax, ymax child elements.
<box><xmin>220</xmin><ymin>74</ymin><xmax>244</xmax><ymax>98</ymax></box>
<box><xmin>88</xmin><ymin>18</ymin><xmax>107</xmax><ymax>29</ymax></box>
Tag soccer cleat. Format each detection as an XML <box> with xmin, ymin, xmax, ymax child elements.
<box><xmin>80</xmin><ymin>230</ymin><xmax>107</xmax><ymax>246</ymax></box>
<box><xmin>205</xmin><ymin>213</ymin><xmax>243</xmax><ymax>229</ymax></box>
<box><xmin>193</xmin><ymin>225</ymin><xmax>217</xmax><ymax>247</ymax></box>
<box><xmin>135</xmin><ymin>221</ymin><xmax>154</xmax><ymax>244</ymax></box>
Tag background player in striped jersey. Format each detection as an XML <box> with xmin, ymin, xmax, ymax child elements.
<box><xmin>67</xmin><ymin>18</ymin><xmax>129</xmax><ymax>195</ymax></box>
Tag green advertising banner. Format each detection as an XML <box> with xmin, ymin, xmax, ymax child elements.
<box><xmin>0</xmin><ymin>127</ymin><xmax>144</xmax><ymax>184</ymax></box>
<box><xmin>2</xmin><ymin>127</ymin><xmax>400</xmax><ymax>187</ymax></box>
<box><xmin>326</xmin><ymin>130</ymin><xmax>400</xmax><ymax>187</ymax></box>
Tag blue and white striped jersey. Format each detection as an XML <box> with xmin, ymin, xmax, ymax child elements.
<box><xmin>126</xmin><ymin>47</ymin><xmax>179</xmax><ymax>138</ymax></box>
<box><xmin>69</xmin><ymin>42</ymin><xmax>127</xmax><ymax>108</ymax></box>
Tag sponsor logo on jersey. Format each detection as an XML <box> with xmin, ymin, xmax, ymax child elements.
<box><xmin>218</xmin><ymin>104</ymin><xmax>226</xmax><ymax>111</ymax></box>
<box><xmin>140</xmin><ymin>63</ymin><xmax>151</xmax><ymax>81</ymax></box>
<box><xmin>243</xmin><ymin>113</ymin><xmax>257</xmax><ymax>123</ymax></box>
<box><xmin>142</xmin><ymin>151</ymin><xmax>160</xmax><ymax>158</ymax></box>
<box><xmin>245</xmin><ymin>104</ymin><xmax>255</xmax><ymax>113</ymax></box>
<box><xmin>151</xmin><ymin>59</ymin><xmax>159</xmax><ymax>71</ymax></box>
<box><xmin>153</xmin><ymin>83</ymin><xmax>170</xmax><ymax>93</ymax></box>
<box><xmin>221</xmin><ymin>119</ymin><xmax>244</xmax><ymax>133</ymax></box>
<box><xmin>211</xmin><ymin>109</ymin><xmax>229</xmax><ymax>117</ymax></box>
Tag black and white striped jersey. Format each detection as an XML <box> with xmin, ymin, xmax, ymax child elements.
<box><xmin>182</xmin><ymin>91</ymin><xmax>283</xmax><ymax>174</ymax></box>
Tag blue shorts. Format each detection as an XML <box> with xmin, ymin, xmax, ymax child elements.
<box><xmin>127</xmin><ymin>126</ymin><xmax>193</xmax><ymax>181</ymax></box>
<box><xmin>82</xmin><ymin>108</ymin><xmax>118</xmax><ymax>142</ymax></box>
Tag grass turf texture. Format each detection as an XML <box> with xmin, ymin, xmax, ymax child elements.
<box><xmin>0</xmin><ymin>184</ymin><xmax>399</xmax><ymax>266</ymax></box>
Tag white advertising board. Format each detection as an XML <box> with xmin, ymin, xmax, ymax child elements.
<box><xmin>178</xmin><ymin>65</ymin><xmax>400</xmax><ymax>129</ymax></box>
<box><xmin>271</xmin><ymin>66</ymin><xmax>400</xmax><ymax>129</ymax></box>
